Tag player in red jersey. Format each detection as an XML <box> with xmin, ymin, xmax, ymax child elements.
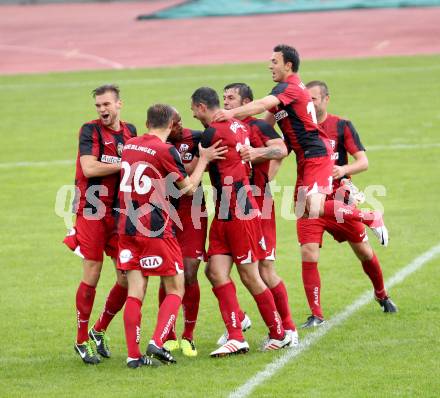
<box><xmin>297</xmin><ymin>80</ymin><xmax>397</xmax><ymax>328</ymax></box>
<box><xmin>158</xmin><ymin>110</ymin><xmax>208</xmax><ymax>357</ymax></box>
<box><xmin>214</xmin><ymin>82</ymin><xmax>298</xmax><ymax>347</ymax></box>
<box><xmin>63</xmin><ymin>84</ymin><xmax>137</xmax><ymax>365</ymax></box>
<box><xmin>117</xmin><ymin>104</ymin><xmax>226</xmax><ymax>368</ymax></box>
<box><xmin>213</xmin><ymin>45</ymin><xmax>389</xmax><ymax>320</ymax></box>
<box><xmin>191</xmin><ymin>87</ymin><xmax>292</xmax><ymax>356</ymax></box>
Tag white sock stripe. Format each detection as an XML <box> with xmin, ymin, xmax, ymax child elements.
<box><xmin>229</xmin><ymin>243</ymin><xmax>440</xmax><ymax>398</ymax></box>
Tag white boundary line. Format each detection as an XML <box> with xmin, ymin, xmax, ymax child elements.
<box><xmin>0</xmin><ymin>44</ymin><xmax>124</xmax><ymax>70</ymax></box>
<box><xmin>229</xmin><ymin>243</ymin><xmax>440</xmax><ymax>398</ymax></box>
<box><xmin>1</xmin><ymin>63</ymin><xmax>440</xmax><ymax>91</ymax></box>
<box><xmin>1</xmin><ymin>142</ymin><xmax>438</xmax><ymax>169</ymax></box>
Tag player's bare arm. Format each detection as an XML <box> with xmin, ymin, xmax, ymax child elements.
<box><xmin>80</xmin><ymin>154</ymin><xmax>120</xmax><ymax>178</ymax></box>
<box><xmin>268</xmin><ymin>159</ymin><xmax>283</xmax><ymax>181</ymax></box>
<box><xmin>263</xmin><ymin>111</ymin><xmax>276</xmax><ymax>126</ymax></box>
<box><xmin>213</xmin><ymin>95</ymin><xmax>280</xmax><ymax>121</ymax></box>
<box><xmin>240</xmin><ymin>138</ymin><xmax>287</xmax><ymax>164</ymax></box>
<box><xmin>332</xmin><ymin>151</ymin><xmax>369</xmax><ymax>179</ymax></box>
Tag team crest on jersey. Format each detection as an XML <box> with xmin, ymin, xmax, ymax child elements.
<box><xmin>230</xmin><ymin>121</ymin><xmax>246</xmax><ymax>134</ymax></box>
<box><xmin>117</xmin><ymin>142</ymin><xmax>124</xmax><ymax>156</ymax></box>
<box><xmin>140</xmin><ymin>256</ymin><xmax>163</xmax><ymax>269</ymax></box>
<box><xmin>182</xmin><ymin>153</ymin><xmax>193</xmax><ymax>161</ymax></box>
<box><xmin>178</xmin><ymin>143</ymin><xmax>189</xmax><ymax>153</ymax></box>
<box><xmin>274</xmin><ymin>110</ymin><xmax>288</xmax><ymax>122</ymax></box>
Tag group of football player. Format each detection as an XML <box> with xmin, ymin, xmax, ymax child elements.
<box><xmin>64</xmin><ymin>44</ymin><xmax>397</xmax><ymax>368</ymax></box>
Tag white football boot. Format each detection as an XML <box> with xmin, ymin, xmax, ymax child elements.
<box><xmin>216</xmin><ymin>313</ymin><xmax>252</xmax><ymax>346</ymax></box>
<box><xmin>210</xmin><ymin>339</ymin><xmax>249</xmax><ymax>358</ymax></box>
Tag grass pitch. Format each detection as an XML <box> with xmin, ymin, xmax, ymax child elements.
<box><xmin>1</xmin><ymin>55</ymin><xmax>440</xmax><ymax>397</ymax></box>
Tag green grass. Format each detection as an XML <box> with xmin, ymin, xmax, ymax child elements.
<box><xmin>1</xmin><ymin>55</ymin><xmax>440</xmax><ymax>397</ymax></box>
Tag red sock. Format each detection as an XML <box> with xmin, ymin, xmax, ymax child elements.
<box><xmin>362</xmin><ymin>253</ymin><xmax>387</xmax><ymax>299</ymax></box>
<box><xmin>230</xmin><ymin>280</ymin><xmax>246</xmax><ymax>321</ymax></box>
<box><xmin>302</xmin><ymin>262</ymin><xmax>323</xmax><ymax>319</ymax></box>
<box><xmin>324</xmin><ymin>200</ymin><xmax>375</xmax><ymax>226</ymax></box>
<box><xmin>182</xmin><ymin>282</ymin><xmax>200</xmax><ymax>341</ymax></box>
<box><xmin>253</xmin><ymin>288</ymin><xmax>284</xmax><ymax>339</ymax></box>
<box><xmin>152</xmin><ymin>294</ymin><xmax>181</xmax><ymax>347</ymax></box>
<box><xmin>158</xmin><ymin>285</ymin><xmax>177</xmax><ymax>341</ymax></box>
<box><xmin>94</xmin><ymin>283</ymin><xmax>127</xmax><ymax>332</ymax></box>
<box><xmin>123</xmin><ymin>296</ymin><xmax>142</xmax><ymax>359</ymax></box>
<box><xmin>270</xmin><ymin>281</ymin><xmax>296</xmax><ymax>331</ymax></box>
<box><xmin>76</xmin><ymin>281</ymin><xmax>96</xmax><ymax>344</ymax></box>
<box><xmin>212</xmin><ymin>282</ymin><xmax>244</xmax><ymax>341</ymax></box>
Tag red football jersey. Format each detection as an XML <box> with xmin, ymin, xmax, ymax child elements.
<box><xmin>320</xmin><ymin>113</ymin><xmax>365</xmax><ymax>192</ymax></box>
<box><xmin>201</xmin><ymin>119</ymin><xmax>259</xmax><ymax>221</ymax></box>
<box><xmin>319</xmin><ymin>114</ymin><xmax>365</xmax><ymax>167</ymax></box>
<box><xmin>269</xmin><ymin>74</ymin><xmax>329</xmax><ymax>163</ymax></box>
<box><xmin>172</xmin><ymin>128</ymin><xmax>204</xmax><ymax>210</ymax></box>
<box><xmin>242</xmin><ymin>116</ymin><xmax>281</xmax><ymax>209</ymax></box>
<box><xmin>72</xmin><ymin>119</ymin><xmax>137</xmax><ymax>217</ymax></box>
<box><xmin>118</xmin><ymin>134</ymin><xmax>188</xmax><ymax>238</ymax></box>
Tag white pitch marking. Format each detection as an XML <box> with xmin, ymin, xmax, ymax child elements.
<box><xmin>368</xmin><ymin>143</ymin><xmax>440</xmax><ymax>151</ymax></box>
<box><xmin>374</xmin><ymin>40</ymin><xmax>390</xmax><ymax>50</ymax></box>
<box><xmin>1</xmin><ymin>142</ymin><xmax>439</xmax><ymax>169</ymax></box>
<box><xmin>0</xmin><ymin>159</ymin><xmax>75</xmax><ymax>168</ymax></box>
<box><xmin>1</xmin><ymin>64</ymin><xmax>440</xmax><ymax>91</ymax></box>
<box><xmin>0</xmin><ymin>44</ymin><xmax>124</xmax><ymax>69</ymax></box>
<box><xmin>229</xmin><ymin>243</ymin><xmax>440</xmax><ymax>398</ymax></box>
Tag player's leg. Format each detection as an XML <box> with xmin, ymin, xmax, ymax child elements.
<box><xmin>236</xmin><ymin>261</ymin><xmax>290</xmax><ymax>350</ymax></box>
<box><xmin>74</xmin><ymin>258</ymin><xmax>102</xmax><ymax>364</ymax></box>
<box><xmin>123</xmin><ymin>270</ymin><xmax>153</xmax><ymax>368</ymax></box>
<box><xmin>258</xmin><ymin>259</ymin><xmax>298</xmax><ymax>346</ymax></box>
<box><xmin>147</xmin><ymin>273</ymin><xmax>184</xmax><ymax>364</ymax></box>
<box><xmin>206</xmin><ymin>254</ymin><xmax>250</xmax><ymax>357</ymax></box>
<box><xmin>89</xmin><ymin>261</ymin><xmax>128</xmax><ymax>358</ymax></box>
<box><xmin>300</xmin><ymin>242</ymin><xmax>326</xmax><ymax>328</ymax></box>
<box><xmin>349</xmin><ymin>241</ymin><xmax>397</xmax><ymax>312</ymax></box>
<box><xmin>180</xmin><ymin>257</ymin><xmax>201</xmax><ymax>356</ymax></box>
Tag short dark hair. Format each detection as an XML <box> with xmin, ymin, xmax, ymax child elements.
<box><xmin>191</xmin><ymin>87</ymin><xmax>220</xmax><ymax>109</ymax></box>
<box><xmin>223</xmin><ymin>83</ymin><xmax>254</xmax><ymax>102</ymax></box>
<box><xmin>273</xmin><ymin>44</ymin><xmax>300</xmax><ymax>72</ymax></box>
<box><xmin>305</xmin><ymin>80</ymin><xmax>330</xmax><ymax>97</ymax></box>
<box><xmin>92</xmin><ymin>84</ymin><xmax>120</xmax><ymax>99</ymax></box>
<box><xmin>147</xmin><ymin>104</ymin><xmax>175</xmax><ymax>129</ymax></box>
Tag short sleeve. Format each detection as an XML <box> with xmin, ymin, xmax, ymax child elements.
<box><xmin>164</xmin><ymin>146</ymin><xmax>188</xmax><ymax>181</ymax></box>
<box><xmin>126</xmin><ymin>123</ymin><xmax>137</xmax><ymax>138</ymax></box>
<box><xmin>270</xmin><ymin>82</ymin><xmax>297</xmax><ymax>106</ymax></box>
<box><xmin>250</xmin><ymin>119</ymin><xmax>280</xmax><ymax>145</ymax></box>
<box><xmin>344</xmin><ymin>121</ymin><xmax>366</xmax><ymax>155</ymax></box>
<box><xmin>79</xmin><ymin>123</ymin><xmax>100</xmax><ymax>157</ymax></box>
<box><xmin>201</xmin><ymin>127</ymin><xmax>216</xmax><ymax>148</ymax></box>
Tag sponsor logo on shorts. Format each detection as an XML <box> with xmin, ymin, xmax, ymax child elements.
<box><xmin>182</xmin><ymin>152</ymin><xmax>193</xmax><ymax>161</ymax></box>
<box><xmin>331</xmin><ymin>152</ymin><xmax>339</xmax><ymax>160</ymax></box>
<box><xmin>140</xmin><ymin>256</ymin><xmax>163</xmax><ymax>269</ymax></box>
<box><xmin>119</xmin><ymin>249</ymin><xmax>133</xmax><ymax>264</ymax></box>
<box><xmin>274</xmin><ymin>110</ymin><xmax>288</xmax><ymax>122</ymax></box>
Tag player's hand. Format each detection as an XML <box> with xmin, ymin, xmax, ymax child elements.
<box><xmin>239</xmin><ymin>145</ymin><xmax>255</xmax><ymax>163</ymax></box>
<box><xmin>198</xmin><ymin>141</ymin><xmax>228</xmax><ymax>162</ymax></box>
<box><xmin>332</xmin><ymin>165</ymin><xmax>347</xmax><ymax>179</ymax></box>
<box><xmin>212</xmin><ymin>109</ymin><xmax>234</xmax><ymax>122</ymax></box>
